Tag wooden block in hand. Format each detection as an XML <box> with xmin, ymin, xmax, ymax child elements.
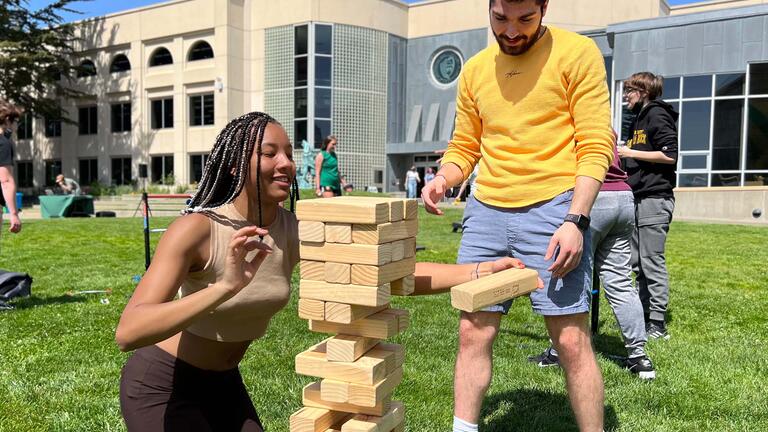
<box><xmin>299</xmin><ymin>298</ymin><xmax>326</xmax><ymax>321</ymax></box>
<box><xmin>296</xmin><ymin>341</ymin><xmax>391</xmax><ymax>385</ymax></box>
<box><xmin>451</xmin><ymin>267</ymin><xmax>540</xmax><ymax>312</ymax></box>
<box><xmin>322</xmin><ymin>367</ymin><xmax>403</xmax><ymax>408</ymax></box>
<box><xmin>299</xmin><ymin>221</ymin><xmax>326</xmax><ymax>243</ymax></box>
<box><xmin>326</xmin><ymin>223</ymin><xmax>352</xmax><ymax>244</ymax></box>
<box><xmin>325</xmin><ymin>262</ymin><xmax>351</xmax><ymax>284</ymax></box>
<box><xmin>301</xmin><ymin>260</ymin><xmax>326</xmax><ymax>281</ymax></box>
<box><xmin>309</xmin><ymin>309</ymin><xmax>403</xmax><ymax>339</ymax></box>
<box><xmin>340</xmin><ymin>401</ymin><xmax>405</xmax><ymax>432</ymax></box>
<box><xmin>351</xmin><ymin>219</ymin><xmax>418</xmax><ymax>245</ymax></box>
<box><xmin>303</xmin><ymin>382</ymin><xmax>391</xmax><ymax>417</ymax></box>
<box><xmin>290</xmin><ymin>406</ymin><xmax>351</xmax><ymax>432</ymax></box>
<box><xmin>389</xmin><ymin>275</ymin><xmax>414</xmax><ymax>296</ymax></box>
<box><xmin>301</xmin><ymin>241</ymin><xmax>392</xmax><ymax>266</ymax></box>
<box><xmin>301</xmin><ymin>280</ymin><xmax>390</xmax><ymax>307</ymax></box>
<box><xmin>324</xmin><ymin>302</ymin><xmax>389</xmax><ymax>324</ymax></box>
<box><xmin>351</xmin><ymin>258</ymin><xmax>415</xmax><ymax>287</ymax></box>
<box><xmin>326</xmin><ymin>335</ymin><xmax>380</xmax><ymax>362</ymax></box>
<box><xmin>297</xmin><ymin>198</ymin><xmax>389</xmax><ymax>224</ymax></box>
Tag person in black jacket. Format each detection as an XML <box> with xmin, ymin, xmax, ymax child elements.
<box><xmin>618</xmin><ymin>72</ymin><xmax>678</xmax><ymax>340</ymax></box>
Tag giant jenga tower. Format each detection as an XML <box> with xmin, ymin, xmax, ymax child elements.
<box><xmin>290</xmin><ymin>196</ymin><xmax>417</xmax><ymax>432</ymax></box>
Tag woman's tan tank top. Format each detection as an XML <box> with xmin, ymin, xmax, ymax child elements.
<box><xmin>180</xmin><ymin>203</ymin><xmax>299</xmax><ymax>342</ymax></box>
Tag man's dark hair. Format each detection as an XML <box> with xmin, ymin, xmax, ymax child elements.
<box><xmin>489</xmin><ymin>0</ymin><xmax>547</xmax><ymax>8</ymax></box>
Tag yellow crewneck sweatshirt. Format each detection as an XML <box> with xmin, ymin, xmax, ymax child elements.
<box><xmin>441</xmin><ymin>26</ymin><xmax>614</xmax><ymax>208</ymax></box>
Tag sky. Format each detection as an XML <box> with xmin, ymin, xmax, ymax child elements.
<box><xmin>27</xmin><ymin>0</ymin><xmax>705</xmax><ymax>22</ymax></box>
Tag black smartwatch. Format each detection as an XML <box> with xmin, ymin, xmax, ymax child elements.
<box><xmin>563</xmin><ymin>213</ymin><xmax>590</xmax><ymax>232</ymax></box>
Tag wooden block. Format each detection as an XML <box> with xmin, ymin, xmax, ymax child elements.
<box><xmin>340</xmin><ymin>401</ymin><xmax>405</xmax><ymax>432</ymax></box>
<box><xmin>300</xmin><ymin>221</ymin><xmax>326</xmax><ymax>243</ymax></box>
<box><xmin>302</xmin><ymin>242</ymin><xmax>392</xmax><ymax>266</ymax></box>
<box><xmin>325</xmin><ymin>262</ymin><xmax>351</xmax><ymax>284</ymax></box>
<box><xmin>389</xmin><ymin>240</ymin><xmax>405</xmax><ymax>262</ymax></box>
<box><xmin>301</xmin><ymin>260</ymin><xmax>326</xmax><ymax>281</ymax></box>
<box><xmin>290</xmin><ymin>406</ymin><xmax>351</xmax><ymax>432</ymax></box>
<box><xmin>309</xmin><ymin>310</ymin><xmax>402</xmax><ymax>339</ymax></box>
<box><xmin>303</xmin><ymin>382</ymin><xmax>392</xmax><ymax>417</ymax></box>
<box><xmin>322</xmin><ymin>367</ymin><xmax>403</xmax><ymax>409</ymax></box>
<box><xmin>301</xmin><ymin>280</ymin><xmax>390</xmax><ymax>307</ymax></box>
<box><xmin>352</xmin><ymin>219</ymin><xmax>418</xmax><ymax>245</ymax></box>
<box><xmin>299</xmin><ymin>298</ymin><xmax>326</xmax><ymax>321</ymax></box>
<box><xmin>378</xmin><ymin>309</ymin><xmax>409</xmax><ymax>333</ymax></box>
<box><xmin>402</xmin><ymin>237</ymin><xmax>416</xmax><ymax>258</ymax></box>
<box><xmin>297</xmin><ymin>198</ymin><xmax>389</xmax><ymax>224</ymax></box>
<box><xmin>451</xmin><ymin>267</ymin><xmax>540</xmax><ymax>312</ymax></box>
<box><xmin>327</xmin><ymin>335</ymin><xmax>380</xmax><ymax>362</ymax></box>
<box><xmin>326</xmin><ymin>223</ymin><xmax>352</xmax><ymax>244</ymax></box>
<box><xmin>334</xmin><ymin>196</ymin><xmax>405</xmax><ymax>222</ymax></box>
<box><xmin>325</xmin><ymin>302</ymin><xmax>389</xmax><ymax>324</ymax></box>
<box><xmin>403</xmin><ymin>199</ymin><xmax>418</xmax><ymax>220</ymax></box>
<box><xmin>351</xmin><ymin>258</ymin><xmax>415</xmax><ymax>287</ymax></box>
<box><xmin>389</xmin><ymin>275</ymin><xmax>414</xmax><ymax>296</ymax></box>
<box><xmin>296</xmin><ymin>341</ymin><xmax>391</xmax><ymax>385</ymax></box>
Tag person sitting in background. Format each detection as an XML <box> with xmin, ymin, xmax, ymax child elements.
<box><xmin>56</xmin><ymin>174</ymin><xmax>81</xmax><ymax>195</ymax></box>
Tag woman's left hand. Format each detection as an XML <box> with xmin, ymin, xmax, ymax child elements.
<box><xmin>617</xmin><ymin>146</ymin><xmax>633</xmax><ymax>159</ymax></box>
<box><xmin>490</xmin><ymin>257</ymin><xmax>545</xmax><ymax>289</ymax></box>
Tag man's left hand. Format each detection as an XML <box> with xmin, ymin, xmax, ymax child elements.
<box><xmin>545</xmin><ymin>222</ymin><xmax>583</xmax><ymax>279</ymax></box>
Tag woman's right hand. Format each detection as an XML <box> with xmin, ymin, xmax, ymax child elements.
<box><xmin>220</xmin><ymin>226</ymin><xmax>272</xmax><ymax>296</ymax></box>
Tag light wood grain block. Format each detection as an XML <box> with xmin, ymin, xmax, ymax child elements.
<box><xmin>377</xmin><ymin>309</ymin><xmax>409</xmax><ymax>333</ymax></box>
<box><xmin>451</xmin><ymin>267</ymin><xmax>540</xmax><ymax>312</ymax></box>
<box><xmin>324</xmin><ymin>302</ymin><xmax>389</xmax><ymax>324</ymax></box>
<box><xmin>300</xmin><ymin>280</ymin><xmax>390</xmax><ymax>307</ymax></box>
<box><xmin>299</xmin><ymin>298</ymin><xmax>326</xmax><ymax>321</ymax></box>
<box><xmin>322</xmin><ymin>367</ymin><xmax>403</xmax><ymax>408</ymax></box>
<box><xmin>296</xmin><ymin>341</ymin><xmax>390</xmax><ymax>385</ymax></box>
<box><xmin>303</xmin><ymin>382</ymin><xmax>391</xmax><ymax>417</ymax></box>
<box><xmin>299</xmin><ymin>221</ymin><xmax>326</xmax><ymax>243</ymax></box>
<box><xmin>351</xmin><ymin>219</ymin><xmax>418</xmax><ymax>245</ymax></box>
<box><xmin>325</xmin><ymin>262</ymin><xmax>351</xmax><ymax>284</ymax></box>
<box><xmin>297</xmin><ymin>198</ymin><xmax>389</xmax><ymax>224</ymax></box>
<box><xmin>389</xmin><ymin>240</ymin><xmax>405</xmax><ymax>262</ymax></box>
<box><xmin>403</xmin><ymin>199</ymin><xmax>418</xmax><ymax>220</ymax></box>
<box><xmin>340</xmin><ymin>401</ymin><xmax>405</xmax><ymax>432</ymax></box>
<box><xmin>301</xmin><ymin>260</ymin><xmax>326</xmax><ymax>281</ymax></box>
<box><xmin>290</xmin><ymin>406</ymin><xmax>351</xmax><ymax>432</ymax></box>
<box><xmin>302</xmin><ymin>242</ymin><xmax>392</xmax><ymax>266</ymax></box>
<box><xmin>327</xmin><ymin>335</ymin><xmax>380</xmax><ymax>362</ymax></box>
<box><xmin>326</xmin><ymin>223</ymin><xmax>352</xmax><ymax>244</ymax></box>
<box><xmin>402</xmin><ymin>237</ymin><xmax>416</xmax><ymax>258</ymax></box>
<box><xmin>351</xmin><ymin>258</ymin><xmax>415</xmax><ymax>287</ymax></box>
<box><xmin>334</xmin><ymin>197</ymin><xmax>405</xmax><ymax>222</ymax></box>
<box><xmin>389</xmin><ymin>275</ymin><xmax>414</xmax><ymax>296</ymax></box>
<box><xmin>309</xmin><ymin>309</ymin><xmax>402</xmax><ymax>339</ymax></box>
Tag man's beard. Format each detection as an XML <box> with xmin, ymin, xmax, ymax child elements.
<box><xmin>494</xmin><ymin>21</ymin><xmax>544</xmax><ymax>56</ymax></box>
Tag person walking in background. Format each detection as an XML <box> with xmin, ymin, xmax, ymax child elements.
<box><xmin>424</xmin><ymin>167</ymin><xmax>436</xmax><ymax>185</ymax></box>
<box><xmin>0</xmin><ymin>99</ymin><xmax>23</xmax><ymax>236</ymax></box>
<box><xmin>619</xmin><ymin>71</ymin><xmax>678</xmax><ymax>340</ymax></box>
<box><xmin>404</xmin><ymin>166</ymin><xmax>420</xmax><ymax>199</ymax></box>
<box><xmin>314</xmin><ymin>135</ymin><xmax>345</xmax><ymax>198</ymax></box>
<box><xmin>55</xmin><ymin>174</ymin><xmax>81</xmax><ymax>195</ymax></box>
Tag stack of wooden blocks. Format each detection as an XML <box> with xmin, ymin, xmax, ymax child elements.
<box><xmin>290</xmin><ymin>197</ymin><xmax>418</xmax><ymax>432</ymax></box>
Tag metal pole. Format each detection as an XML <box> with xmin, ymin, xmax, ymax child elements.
<box><xmin>143</xmin><ymin>192</ymin><xmax>151</xmax><ymax>270</ymax></box>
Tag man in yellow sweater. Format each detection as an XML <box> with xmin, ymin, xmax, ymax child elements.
<box><xmin>421</xmin><ymin>1</ymin><xmax>613</xmax><ymax>431</ymax></box>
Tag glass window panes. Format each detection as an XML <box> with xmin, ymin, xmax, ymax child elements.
<box><xmin>16</xmin><ymin>161</ymin><xmax>33</xmax><ymax>188</ymax></box>
<box><xmin>45</xmin><ymin>117</ymin><xmax>61</xmax><ymax>137</ymax></box>
<box><xmin>151</xmin><ymin>155</ymin><xmax>174</xmax><ymax>184</ymax></box>
<box><xmin>315</xmin><ymin>88</ymin><xmax>332</xmax><ymax>119</ymax></box>
<box><xmin>190</xmin><ymin>94</ymin><xmax>214</xmax><ymax>126</ymax></box>
<box><xmin>17</xmin><ymin>113</ymin><xmax>32</xmax><ymax>140</ymax></box>
<box><xmin>314</xmin><ymin>119</ymin><xmax>331</xmax><ymax>149</ymax></box>
<box><xmin>110</xmin><ymin>55</ymin><xmax>131</xmax><ymax>73</ymax></box>
<box><xmin>294</xmin><ymin>120</ymin><xmax>307</xmax><ymax>147</ymax></box>
<box><xmin>315</xmin><ymin>56</ymin><xmax>332</xmax><ymax>87</ymax></box>
<box><xmin>747</xmin><ymin>98</ymin><xmax>768</xmax><ymax>170</ymax></box>
<box><xmin>294</xmin><ymin>88</ymin><xmax>307</xmax><ymax>118</ymax></box>
<box><xmin>295</xmin><ymin>56</ymin><xmax>308</xmax><ymax>87</ymax></box>
<box><xmin>680</xmin><ymin>101</ymin><xmax>711</xmax><ymax>151</ymax></box>
<box><xmin>149</xmin><ymin>48</ymin><xmax>173</xmax><ymax>67</ymax></box>
<box><xmin>712</xmin><ymin>99</ymin><xmax>743</xmax><ymax>170</ymax></box>
<box><xmin>78</xmin><ymin>106</ymin><xmax>98</xmax><ymax>135</ymax></box>
<box><xmin>681</xmin><ymin>154</ymin><xmax>707</xmax><ymax>170</ymax></box>
<box><xmin>678</xmin><ymin>173</ymin><xmax>707</xmax><ymax>187</ymax></box>
<box><xmin>315</xmin><ymin>25</ymin><xmax>332</xmax><ymax>55</ymax></box>
<box><xmin>111</xmin><ymin>157</ymin><xmax>132</xmax><ymax>185</ymax></box>
<box><xmin>190</xmin><ymin>154</ymin><xmax>208</xmax><ymax>183</ymax></box>
<box><xmin>79</xmin><ymin>158</ymin><xmax>98</xmax><ymax>186</ymax></box>
<box><xmin>745</xmin><ymin>173</ymin><xmax>768</xmax><ymax>186</ymax></box>
<box><xmin>45</xmin><ymin>160</ymin><xmax>62</xmax><ymax>187</ymax></box>
<box><xmin>710</xmin><ymin>173</ymin><xmax>741</xmax><ymax>187</ymax></box>
<box><xmin>749</xmin><ymin>62</ymin><xmax>768</xmax><ymax>95</ymax></box>
<box><xmin>620</xmin><ymin>105</ymin><xmax>634</xmax><ymax>142</ymax></box>
<box><xmin>662</xmin><ymin>77</ymin><xmax>680</xmax><ymax>100</ymax></box>
<box><xmin>683</xmin><ymin>75</ymin><xmax>712</xmax><ymax>98</ymax></box>
<box><xmin>151</xmin><ymin>98</ymin><xmax>174</xmax><ymax>129</ymax></box>
<box><xmin>77</xmin><ymin>60</ymin><xmax>97</xmax><ymax>78</ymax></box>
<box><xmin>188</xmin><ymin>41</ymin><xmax>214</xmax><ymax>61</ymax></box>
<box><xmin>295</xmin><ymin>25</ymin><xmax>308</xmax><ymax>56</ymax></box>
<box><xmin>111</xmin><ymin>103</ymin><xmax>131</xmax><ymax>133</ymax></box>
<box><xmin>603</xmin><ymin>56</ymin><xmax>612</xmax><ymax>89</ymax></box>
<box><xmin>715</xmin><ymin>73</ymin><xmax>745</xmax><ymax>97</ymax></box>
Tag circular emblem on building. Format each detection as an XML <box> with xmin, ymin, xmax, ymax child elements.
<box><xmin>431</xmin><ymin>48</ymin><xmax>462</xmax><ymax>86</ymax></box>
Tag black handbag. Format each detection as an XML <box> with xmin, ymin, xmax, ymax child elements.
<box><xmin>0</xmin><ymin>270</ymin><xmax>32</xmax><ymax>309</ymax></box>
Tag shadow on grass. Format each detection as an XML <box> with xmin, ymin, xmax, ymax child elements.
<box><xmin>5</xmin><ymin>295</ymin><xmax>86</xmax><ymax>310</ymax></box>
<box><xmin>482</xmin><ymin>388</ymin><xmax>619</xmax><ymax>432</ymax></box>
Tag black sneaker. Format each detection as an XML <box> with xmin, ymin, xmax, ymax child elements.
<box><xmin>624</xmin><ymin>355</ymin><xmax>656</xmax><ymax>380</ymax></box>
<box><xmin>646</xmin><ymin>322</ymin><xmax>670</xmax><ymax>340</ymax></box>
<box><xmin>527</xmin><ymin>347</ymin><xmax>560</xmax><ymax>368</ymax></box>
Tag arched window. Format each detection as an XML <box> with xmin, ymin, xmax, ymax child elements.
<box><xmin>110</xmin><ymin>54</ymin><xmax>131</xmax><ymax>73</ymax></box>
<box><xmin>149</xmin><ymin>47</ymin><xmax>173</xmax><ymax>67</ymax></box>
<box><xmin>188</xmin><ymin>41</ymin><xmax>214</xmax><ymax>61</ymax></box>
<box><xmin>77</xmin><ymin>59</ymin><xmax>97</xmax><ymax>78</ymax></box>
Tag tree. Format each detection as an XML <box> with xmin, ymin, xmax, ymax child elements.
<box><xmin>0</xmin><ymin>0</ymin><xmax>88</xmax><ymax>121</ymax></box>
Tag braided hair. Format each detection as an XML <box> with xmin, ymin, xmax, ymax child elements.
<box><xmin>184</xmin><ymin>112</ymin><xmax>300</xmax><ymax>226</ymax></box>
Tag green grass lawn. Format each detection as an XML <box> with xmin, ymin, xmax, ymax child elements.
<box><xmin>0</xmin><ymin>208</ymin><xmax>766</xmax><ymax>431</ymax></box>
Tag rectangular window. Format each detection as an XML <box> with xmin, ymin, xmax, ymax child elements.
<box><xmin>712</xmin><ymin>100</ymin><xmax>743</xmax><ymax>170</ymax></box>
<box><xmin>294</xmin><ymin>120</ymin><xmax>307</xmax><ymax>147</ymax></box>
<box><xmin>619</xmin><ymin>104</ymin><xmax>634</xmax><ymax>142</ymax></box>
<box><xmin>16</xmin><ymin>161</ymin><xmax>33</xmax><ymax>188</ymax></box>
<box><xmin>189</xmin><ymin>93</ymin><xmax>214</xmax><ymax>126</ymax></box>
<box><xmin>710</xmin><ymin>173</ymin><xmax>741</xmax><ymax>187</ymax></box>
<box><xmin>78</xmin><ymin>158</ymin><xmax>98</xmax><ymax>185</ymax></box>
<box><xmin>315</xmin><ymin>88</ymin><xmax>332</xmax><ymax>119</ymax></box>
<box><xmin>78</xmin><ymin>106</ymin><xmax>98</xmax><ymax>135</ymax></box>
<box><xmin>111</xmin><ymin>157</ymin><xmax>132</xmax><ymax>185</ymax></box>
<box><xmin>680</xmin><ymin>101</ymin><xmax>711</xmax><ymax>152</ymax></box>
<box><xmin>683</xmin><ymin>75</ymin><xmax>712</xmax><ymax>99</ymax></box>
<box><xmin>17</xmin><ymin>113</ymin><xmax>33</xmax><ymax>140</ymax></box>
<box><xmin>151</xmin><ymin>98</ymin><xmax>173</xmax><ymax>129</ymax></box>
<box><xmin>749</xmin><ymin>63</ymin><xmax>768</xmax><ymax>95</ymax></box>
<box><xmin>681</xmin><ymin>154</ymin><xmax>707</xmax><ymax>170</ymax></box>
<box><xmin>663</xmin><ymin>77</ymin><xmax>680</xmax><ymax>100</ymax></box>
<box><xmin>295</xmin><ymin>88</ymin><xmax>308</xmax><ymax>118</ymax></box>
<box><xmin>295</xmin><ymin>57</ymin><xmax>308</xmax><ymax>87</ymax></box>
<box><xmin>315</xmin><ymin>56</ymin><xmax>332</xmax><ymax>87</ymax></box>
<box><xmin>44</xmin><ymin>159</ymin><xmax>62</xmax><ymax>187</ymax></box>
<box><xmin>678</xmin><ymin>173</ymin><xmax>707</xmax><ymax>187</ymax></box>
<box><xmin>315</xmin><ymin>24</ymin><xmax>332</xmax><ymax>55</ymax></box>
<box><xmin>295</xmin><ymin>25</ymin><xmax>308</xmax><ymax>56</ymax></box>
<box><xmin>314</xmin><ymin>119</ymin><xmax>331</xmax><ymax>149</ymax></box>
<box><xmin>715</xmin><ymin>73</ymin><xmax>745</xmax><ymax>97</ymax></box>
<box><xmin>45</xmin><ymin>117</ymin><xmax>61</xmax><ymax>137</ymax></box>
<box><xmin>189</xmin><ymin>153</ymin><xmax>209</xmax><ymax>183</ymax></box>
<box><xmin>747</xmin><ymin>98</ymin><xmax>768</xmax><ymax>170</ymax></box>
<box><xmin>151</xmin><ymin>155</ymin><xmax>174</xmax><ymax>184</ymax></box>
<box><xmin>111</xmin><ymin>102</ymin><xmax>131</xmax><ymax>133</ymax></box>
<box><xmin>745</xmin><ymin>173</ymin><xmax>768</xmax><ymax>186</ymax></box>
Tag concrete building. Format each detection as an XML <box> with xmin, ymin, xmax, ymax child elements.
<box><xmin>9</xmin><ymin>0</ymin><xmax>768</xmax><ymax>223</ymax></box>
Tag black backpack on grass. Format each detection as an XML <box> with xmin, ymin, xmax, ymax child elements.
<box><xmin>0</xmin><ymin>270</ymin><xmax>32</xmax><ymax>310</ymax></box>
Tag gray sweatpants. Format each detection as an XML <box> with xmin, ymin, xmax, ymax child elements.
<box><xmin>631</xmin><ymin>196</ymin><xmax>675</xmax><ymax>324</ymax></box>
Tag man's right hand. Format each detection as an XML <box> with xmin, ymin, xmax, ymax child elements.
<box><xmin>421</xmin><ymin>176</ymin><xmax>447</xmax><ymax>215</ymax></box>
<box><xmin>8</xmin><ymin>214</ymin><xmax>21</xmax><ymax>233</ymax></box>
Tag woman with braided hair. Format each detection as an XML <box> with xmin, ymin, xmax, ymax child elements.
<box><xmin>116</xmin><ymin>112</ymin><xmax>299</xmax><ymax>431</ymax></box>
